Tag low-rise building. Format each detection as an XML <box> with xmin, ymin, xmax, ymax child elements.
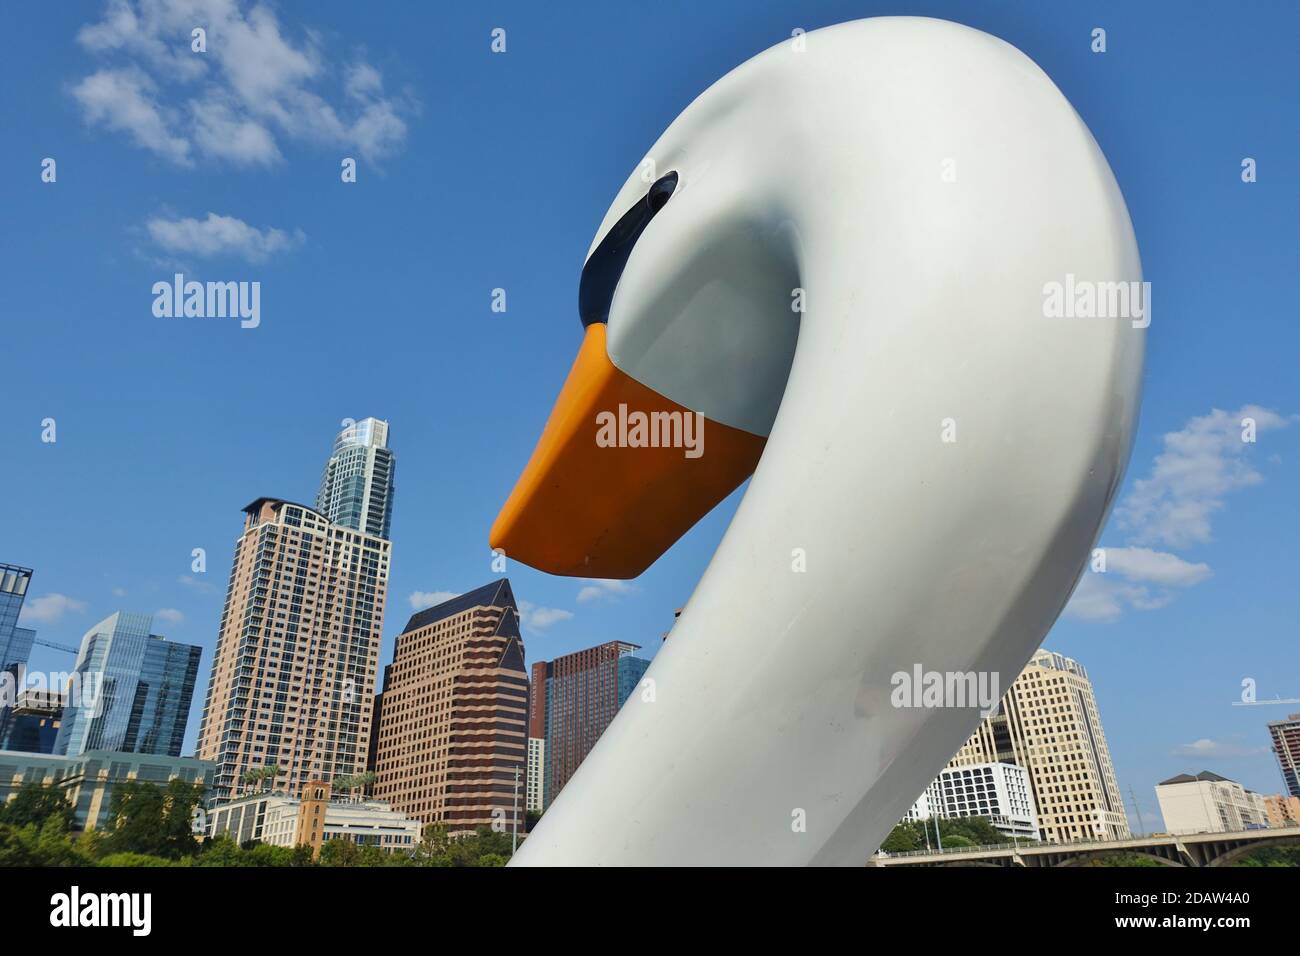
<box><xmin>0</xmin><ymin>748</ymin><xmax>213</xmax><ymax>829</ymax></box>
<box><xmin>1263</xmin><ymin>793</ymin><xmax>1300</xmax><ymax>829</ymax></box>
<box><xmin>1155</xmin><ymin>771</ymin><xmax>1269</xmax><ymax>834</ymax></box>
<box><xmin>206</xmin><ymin>789</ymin><xmax>421</xmax><ymax>854</ymax></box>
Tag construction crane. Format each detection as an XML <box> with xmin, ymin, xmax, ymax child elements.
<box><xmin>33</xmin><ymin>638</ymin><xmax>79</xmax><ymax>656</ymax></box>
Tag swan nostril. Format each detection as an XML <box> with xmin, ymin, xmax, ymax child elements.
<box><xmin>647</xmin><ymin>171</ymin><xmax>678</xmax><ymax>212</ymax></box>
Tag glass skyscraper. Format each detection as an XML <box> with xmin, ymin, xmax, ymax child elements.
<box><xmin>0</xmin><ymin>563</ymin><xmax>37</xmax><ymax>749</ymax></box>
<box><xmin>0</xmin><ymin>564</ymin><xmax>35</xmax><ymax>672</ymax></box>
<box><xmin>54</xmin><ymin>611</ymin><xmax>202</xmax><ymax>758</ymax></box>
<box><xmin>315</xmin><ymin>417</ymin><xmax>395</xmax><ymax>539</ymax></box>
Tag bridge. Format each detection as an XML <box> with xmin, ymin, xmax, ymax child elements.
<box><xmin>870</xmin><ymin>826</ymin><xmax>1300</xmax><ymax>867</ymax></box>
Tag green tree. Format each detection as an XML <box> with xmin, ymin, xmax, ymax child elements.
<box><xmin>97</xmin><ymin>852</ymin><xmax>180</xmax><ymax>867</ymax></box>
<box><xmin>1084</xmin><ymin>852</ymin><xmax>1164</xmax><ymax>867</ymax></box>
<box><xmin>880</xmin><ymin>821</ymin><xmax>923</xmax><ymax>853</ymax></box>
<box><xmin>318</xmin><ymin>838</ymin><xmax>401</xmax><ymax>867</ymax></box>
<box><xmin>99</xmin><ymin>780</ymin><xmax>205</xmax><ymax>859</ymax></box>
<box><xmin>1231</xmin><ymin>845</ymin><xmax>1300</xmax><ymax>867</ymax></box>
<box><xmin>195</xmin><ymin>834</ymin><xmax>246</xmax><ymax>867</ymax></box>
<box><xmin>0</xmin><ymin>815</ymin><xmax>92</xmax><ymax>866</ymax></box>
<box><xmin>0</xmin><ymin>783</ymin><xmax>75</xmax><ymax>829</ymax></box>
<box><xmin>939</xmin><ymin>816</ymin><xmax>1005</xmax><ymax>847</ymax></box>
<box><xmin>415</xmin><ymin>823</ymin><xmax>453</xmax><ymax>866</ymax></box>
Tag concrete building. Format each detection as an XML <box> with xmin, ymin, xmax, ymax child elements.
<box><xmin>1263</xmin><ymin>793</ymin><xmax>1300</xmax><ymax>829</ymax></box>
<box><xmin>0</xmin><ymin>749</ymin><xmax>213</xmax><ymax>830</ymax></box>
<box><xmin>530</xmin><ymin>640</ymin><xmax>651</xmax><ymax>810</ymax></box>
<box><xmin>1268</xmin><ymin>713</ymin><xmax>1300</xmax><ymax>799</ymax></box>
<box><xmin>197</xmin><ymin>497</ymin><xmax>391</xmax><ymax>801</ymax></box>
<box><xmin>1156</xmin><ymin>771</ymin><xmax>1269</xmax><ymax>834</ymax></box>
<box><xmin>315</xmin><ymin>417</ymin><xmax>396</xmax><ymax>540</ymax></box>
<box><xmin>205</xmin><ymin>786</ymin><xmax>420</xmax><ymax>854</ymax></box>
<box><xmin>55</xmin><ymin>612</ymin><xmax>202</xmax><ymax>759</ymax></box>
<box><xmin>905</xmin><ymin>762</ymin><xmax>1040</xmax><ymax>840</ymax></box>
<box><xmin>371</xmin><ymin>580</ymin><xmax>528</xmax><ymax>833</ymax></box>
<box><xmin>914</xmin><ymin>648</ymin><xmax>1129</xmax><ymax>843</ymax></box>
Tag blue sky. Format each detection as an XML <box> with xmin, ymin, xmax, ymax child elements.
<box><xmin>2</xmin><ymin>1</ymin><xmax>1296</xmax><ymax>834</ymax></box>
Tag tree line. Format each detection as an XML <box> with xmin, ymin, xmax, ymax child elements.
<box><xmin>0</xmin><ymin>781</ymin><xmax>511</xmax><ymax>867</ymax></box>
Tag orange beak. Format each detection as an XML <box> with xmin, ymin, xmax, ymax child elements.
<box><xmin>490</xmin><ymin>324</ymin><xmax>766</xmax><ymax>578</ymax></box>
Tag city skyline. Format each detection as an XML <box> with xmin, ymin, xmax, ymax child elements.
<box><xmin>3</xmin><ymin>1</ymin><xmax>1299</xmax><ymax>840</ymax></box>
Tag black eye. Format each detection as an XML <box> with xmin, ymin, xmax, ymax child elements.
<box><xmin>578</xmin><ymin>171</ymin><xmax>679</xmax><ymax>328</ymax></box>
<box><xmin>647</xmin><ymin>171</ymin><xmax>678</xmax><ymax>212</ymax></box>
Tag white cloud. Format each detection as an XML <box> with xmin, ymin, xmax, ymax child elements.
<box><xmin>345</xmin><ymin>63</ymin><xmax>382</xmax><ymax>101</ymax></box>
<box><xmin>154</xmin><ymin>607</ymin><xmax>184</xmax><ymax>624</ymax></box>
<box><xmin>73</xmin><ymin>0</ymin><xmax>411</xmax><ymax>165</ymax></box>
<box><xmin>518</xmin><ymin>600</ymin><xmax>573</xmax><ymax>630</ymax></box>
<box><xmin>112</xmin><ymin>587</ymin><xmax>128</xmax><ymax>597</ymax></box>
<box><xmin>1102</xmin><ymin>547</ymin><xmax>1212</xmax><ymax>587</ymax></box>
<box><xmin>1117</xmin><ymin>405</ymin><xmax>1292</xmax><ymax>549</ymax></box>
<box><xmin>177</xmin><ymin>574</ymin><xmax>215</xmax><ymax>594</ymax></box>
<box><xmin>19</xmin><ymin>594</ymin><xmax>88</xmax><ymax>626</ymax></box>
<box><xmin>409</xmin><ymin>590</ymin><xmax>456</xmax><ymax>610</ymax></box>
<box><xmin>1172</xmin><ymin>738</ymin><xmax>1268</xmax><ymax>759</ymax></box>
<box><xmin>1065</xmin><ymin>547</ymin><xmax>1211</xmax><ymax>623</ymax></box>
<box><xmin>146</xmin><ymin>212</ymin><xmax>304</xmax><ymax>262</ymax></box>
<box><xmin>1066</xmin><ymin>405</ymin><xmax>1292</xmax><ymax>623</ymax></box>
<box><xmin>576</xmin><ymin>579</ymin><xmax>637</xmax><ymax>604</ymax></box>
<box><xmin>71</xmin><ymin>67</ymin><xmax>191</xmax><ymax>164</ymax></box>
<box><xmin>190</xmin><ymin>96</ymin><xmax>280</xmax><ymax>165</ymax></box>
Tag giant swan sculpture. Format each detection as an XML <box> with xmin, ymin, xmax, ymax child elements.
<box><xmin>492</xmin><ymin>18</ymin><xmax>1144</xmax><ymax>865</ymax></box>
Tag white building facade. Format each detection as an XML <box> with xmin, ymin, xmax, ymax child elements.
<box><xmin>1156</xmin><ymin>771</ymin><xmax>1269</xmax><ymax>834</ymax></box>
<box><xmin>206</xmin><ymin>793</ymin><xmax>421</xmax><ymax>852</ymax></box>
<box><xmin>905</xmin><ymin>762</ymin><xmax>1040</xmax><ymax>840</ymax></box>
<box><xmin>526</xmin><ymin>737</ymin><xmax>545</xmax><ymax>813</ymax></box>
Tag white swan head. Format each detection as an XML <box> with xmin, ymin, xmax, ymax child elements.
<box><xmin>495</xmin><ymin>17</ymin><xmax>1144</xmax><ymax>865</ymax></box>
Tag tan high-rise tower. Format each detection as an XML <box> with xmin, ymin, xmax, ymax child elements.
<box><xmin>371</xmin><ymin>580</ymin><xmax>528</xmax><ymax>834</ymax></box>
<box><xmin>197</xmin><ymin>497</ymin><xmax>390</xmax><ymax>801</ymax></box>
<box><xmin>946</xmin><ymin>648</ymin><xmax>1129</xmax><ymax>842</ymax></box>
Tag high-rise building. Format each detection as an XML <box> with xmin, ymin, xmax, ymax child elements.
<box><xmin>1155</xmin><ymin>771</ymin><xmax>1269</xmax><ymax>834</ymax></box>
<box><xmin>526</xmin><ymin>660</ymin><xmax>547</xmax><ymax>814</ymax></box>
<box><xmin>197</xmin><ymin>497</ymin><xmax>391</xmax><ymax>801</ymax></box>
<box><xmin>531</xmin><ymin>640</ymin><xmax>650</xmax><ymax>811</ymax></box>
<box><xmin>905</xmin><ymin>762</ymin><xmax>1040</xmax><ymax>840</ymax></box>
<box><xmin>371</xmin><ymin>580</ymin><xmax>528</xmax><ymax>833</ymax></box>
<box><xmin>1267</xmin><ymin>713</ymin><xmax>1300</xmax><ymax>799</ymax></box>
<box><xmin>315</xmin><ymin>418</ymin><xmax>396</xmax><ymax>540</ymax></box>
<box><xmin>916</xmin><ymin>648</ymin><xmax>1129</xmax><ymax>843</ymax></box>
<box><xmin>0</xmin><ymin>564</ymin><xmax>35</xmax><ymax>672</ymax></box>
<box><xmin>54</xmin><ymin>611</ymin><xmax>202</xmax><ymax>758</ymax></box>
